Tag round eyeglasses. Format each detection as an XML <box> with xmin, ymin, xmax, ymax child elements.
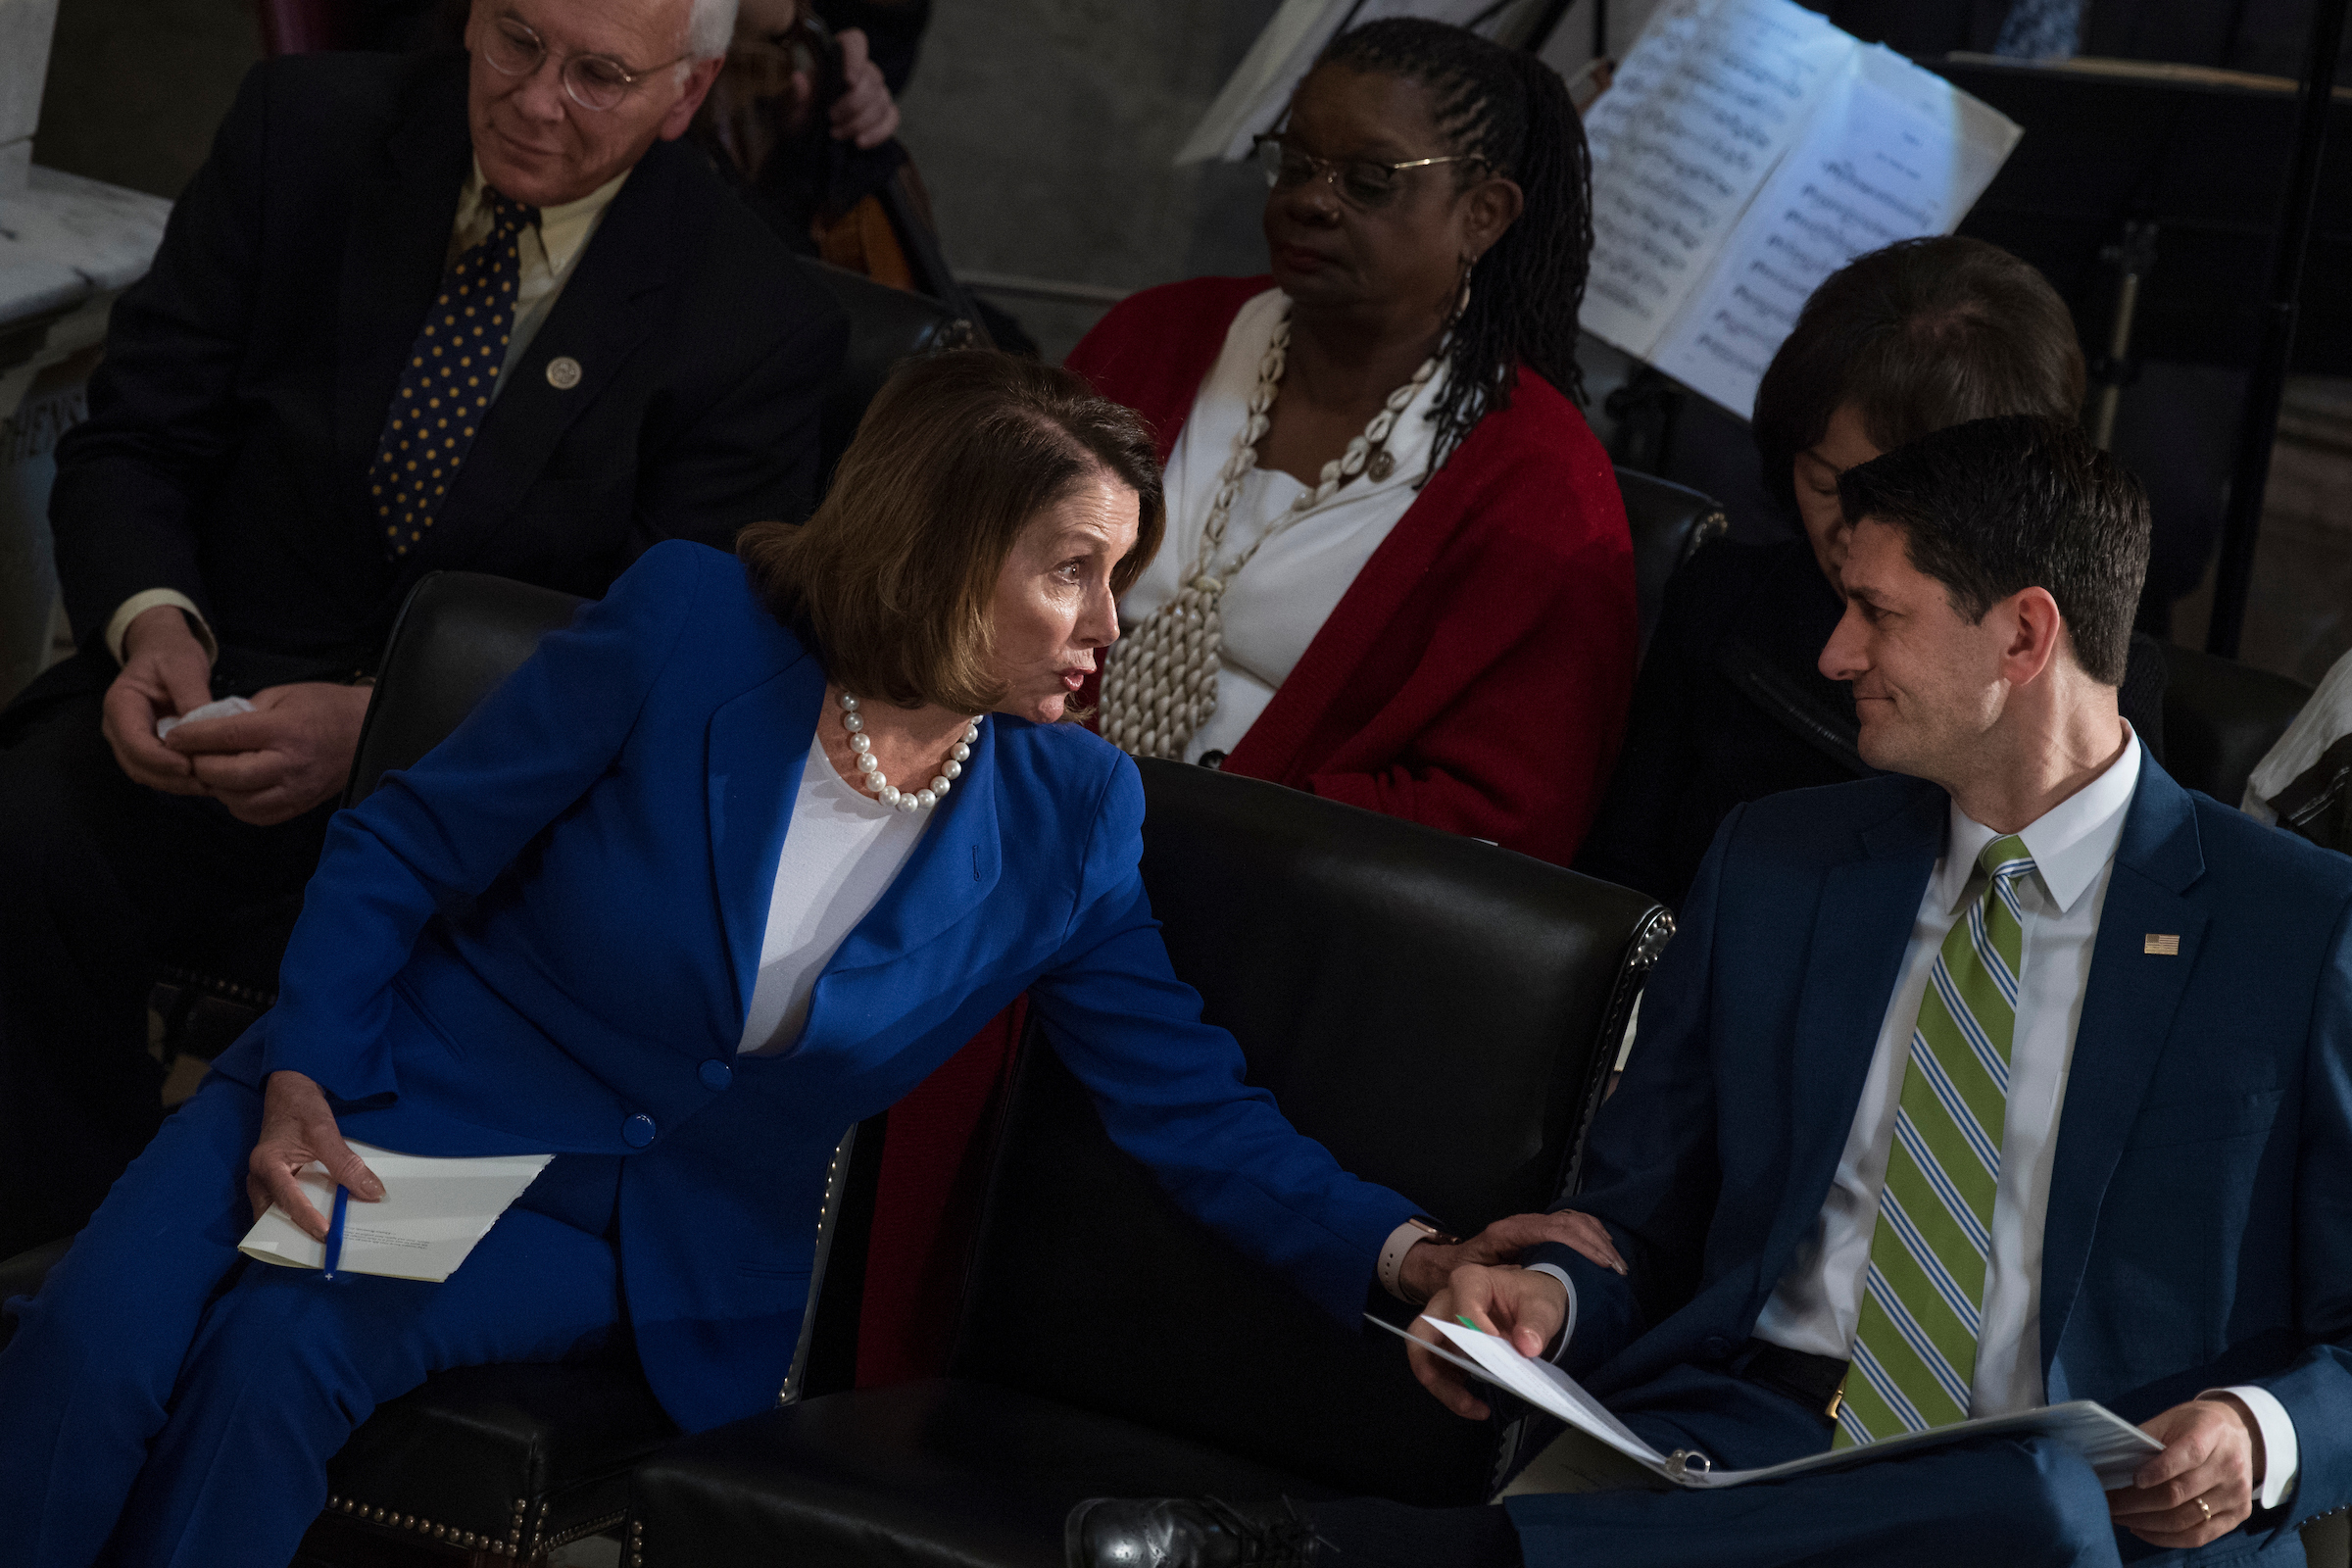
<box><xmin>479</xmin><ymin>15</ymin><xmax>687</xmax><ymax>113</ymax></box>
<box><xmin>1251</xmin><ymin>133</ymin><xmax>1483</xmax><ymax>211</ymax></box>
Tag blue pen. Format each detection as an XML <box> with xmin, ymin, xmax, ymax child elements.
<box><xmin>321</xmin><ymin>1185</ymin><xmax>350</xmax><ymax>1281</ymax></box>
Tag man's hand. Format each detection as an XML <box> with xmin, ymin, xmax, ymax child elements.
<box><xmin>1405</xmin><ymin>1264</ymin><xmax>1570</xmax><ymax>1421</ymax></box>
<box><xmin>247</xmin><ymin>1069</ymin><xmax>384</xmax><ymax>1238</ymax></box>
<box><xmin>101</xmin><ymin>605</ymin><xmax>216</xmax><ymax>794</ymax></box>
<box><xmin>2108</xmin><ymin>1396</ymin><xmax>2265</xmax><ymax>1549</ymax></box>
<box><xmin>828</xmin><ymin>28</ymin><xmax>901</xmax><ymax>148</ymax></box>
<box><xmin>168</xmin><ymin>681</ymin><xmax>372</xmax><ymax>825</ymax></box>
<box><xmin>1396</xmin><ymin>1208</ymin><xmax>1626</xmax><ymax>1304</ymax></box>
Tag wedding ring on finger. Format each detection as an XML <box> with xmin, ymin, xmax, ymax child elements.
<box><xmin>2196</xmin><ymin>1497</ymin><xmax>2213</xmax><ymax>1523</ymax></box>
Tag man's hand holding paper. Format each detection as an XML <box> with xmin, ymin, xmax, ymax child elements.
<box><xmin>101</xmin><ymin>604</ymin><xmax>217</xmax><ymax>796</ymax></box>
<box><xmin>2108</xmin><ymin>1397</ymin><xmax>2266</xmax><ymax>1549</ymax></box>
<box><xmin>167</xmin><ymin>681</ymin><xmax>373</xmax><ymax>825</ymax></box>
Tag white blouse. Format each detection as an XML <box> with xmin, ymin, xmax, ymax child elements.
<box><xmin>1119</xmin><ymin>287</ymin><xmax>1450</xmax><ymax>763</ymax></box>
<box><xmin>735</xmin><ymin>729</ymin><xmax>932</xmax><ymax>1055</ymax></box>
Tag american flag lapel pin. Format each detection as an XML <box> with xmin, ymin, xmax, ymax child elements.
<box><xmin>2144</xmin><ymin>934</ymin><xmax>2180</xmax><ymax>956</ymax></box>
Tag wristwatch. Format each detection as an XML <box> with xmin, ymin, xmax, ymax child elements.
<box><xmin>1379</xmin><ymin>1213</ymin><xmax>1463</xmax><ymax>1301</ymax></box>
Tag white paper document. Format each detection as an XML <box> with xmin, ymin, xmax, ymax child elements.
<box><xmin>1580</xmin><ymin>0</ymin><xmax>2021</xmax><ymax>417</ymax></box>
<box><xmin>238</xmin><ymin>1142</ymin><xmax>554</xmax><ymax>1284</ymax></box>
<box><xmin>1370</xmin><ymin>1315</ymin><xmax>2163</xmax><ymax>1490</ymax></box>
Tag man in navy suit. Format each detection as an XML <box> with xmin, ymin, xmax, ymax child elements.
<box><xmin>1070</xmin><ymin>416</ymin><xmax>2352</xmax><ymax>1567</ymax></box>
<box><xmin>0</xmin><ymin>0</ymin><xmax>847</xmax><ymax>1255</ymax></box>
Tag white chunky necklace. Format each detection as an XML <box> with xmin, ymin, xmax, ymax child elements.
<box><xmin>838</xmin><ymin>692</ymin><xmax>976</xmax><ymax>812</ymax></box>
<box><xmin>1099</xmin><ymin>304</ymin><xmax>1444</xmax><ymax>762</ymax></box>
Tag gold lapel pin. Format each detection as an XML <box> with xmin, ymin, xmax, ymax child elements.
<box><xmin>2144</xmin><ymin>934</ymin><xmax>2180</xmax><ymax>956</ymax></box>
<box><xmin>546</xmin><ymin>356</ymin><xmax>583</xmax><ymax>391</ymax></box>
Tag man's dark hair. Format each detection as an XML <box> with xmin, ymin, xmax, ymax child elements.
<box><xmin>1838</xmin><ymin>416</ymin><xmax>2150</xmax><ymax>685</ymax></box>
<box><xmin>1752</xmin><ymin>237</ymin><xmax>2084</xmax><ymax>515</ymax></box>
<box><xmin>1317</xmin><ymin>19</ymin><xmax>1593</xmax><ymax>472</ymax></box>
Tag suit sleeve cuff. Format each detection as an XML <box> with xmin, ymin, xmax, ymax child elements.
<box><xmin>1522</xmin><ymin>1263</ymin><xmax>1579</xmax><ymax>1362</ymax></box>
<box><xmin>107</xmin><ymin>590</ymin><xmax>217</xmax><ymax>666</ymax></box>
<box><xmin>2206</xmin><ymin>1385</ymin><xmax>2299</xmax><ymax>1509</ymax></box>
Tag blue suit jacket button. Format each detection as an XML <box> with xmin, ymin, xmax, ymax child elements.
<box><xmin>699</xmin><ymin>1058</ymin><xmax>733</xmax><ymax>1092</ymax></box>
<box><xmin>622</xmin><ymin>1113</ymin><xmax>657</xmax><ymax>1148</ymax></box>
<box><xmin>1702</xmin><ymin>1336</ymin><xmax>1734</xmax><ymax>1360</ymax></box>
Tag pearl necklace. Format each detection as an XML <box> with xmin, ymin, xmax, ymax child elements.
<box><xmin>838</xmin><ymin>692</ymin><xmax>976</xmax><ymax>812</ymax></box>
<box><xmin>1099</xmin><ymin>305</ymin><xmax>1444</xmax><ymax>762</ymax></box>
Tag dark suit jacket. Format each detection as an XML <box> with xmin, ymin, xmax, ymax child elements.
<box><xmin>48</xmin><ymin>50</ymin><xmax>847</xmax><ymax>686</ymax></box>
<box><xmin>1576</xmin><ymin>536</ymin><xmax>2169</xmax><ymax>910</ymax></box>
<box><xmin>1538</xmin><ymin>763</ymin><xmax>2352</xmax><ymax>1558</ymax></box>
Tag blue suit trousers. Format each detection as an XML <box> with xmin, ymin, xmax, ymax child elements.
<box><xmin>0</xmin><ymin>1075</ymin><xmax>626</xmax><ymax>1568</ymax></box>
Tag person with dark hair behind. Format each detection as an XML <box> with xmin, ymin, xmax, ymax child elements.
<box><xmin>1067</xmin><ymin>18</ymin><xmax>1636</xmax><ymax>867</ymax></box>
<box><xmin>1071</xmin><ymin>416</ymin><xmax>2352</xmax><ymax>1568</ymax></box>
<box><xmin>1578</xmin><ymin>236</ymin><xmax>2168</xmax><ymax>909</ymax></box>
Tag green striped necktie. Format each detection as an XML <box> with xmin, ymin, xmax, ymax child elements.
<box><xmin>1834</xmin><ymin>834</ymin><xmax>2034</xmax><ymax>1447</ymax></box>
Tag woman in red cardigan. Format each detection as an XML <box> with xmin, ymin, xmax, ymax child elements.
<box><xmin>1069</xmin><ymin>19</ymin><xmax>1634</xmax><ymax>866</ymax></box>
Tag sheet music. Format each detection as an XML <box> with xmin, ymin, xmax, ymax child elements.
<box><xmin>1652</xmin><ymin>44</ymin><xmax>2022</xmax><ymax>415</ymax></box>
<box><xmin>1579</xmin><ymin>0</ymin><xmax>1850</xmax><ymax>361</ymax></box>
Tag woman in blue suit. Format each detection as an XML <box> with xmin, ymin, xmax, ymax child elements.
<box><xmin>0</xmin><ymin>354</ymin><xmax>1469</xmax><ymax>1567</ymax></box>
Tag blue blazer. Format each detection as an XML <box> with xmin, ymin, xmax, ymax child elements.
<box><xmin>212</xmin><ymin>541</ymin><xmax>1416</xmax><ymax>1433</ymax></box>
<box><xmin>1532</xmin><ymin>765</ymin><xmax>2352</xmax><ymax>1556</ymax></box>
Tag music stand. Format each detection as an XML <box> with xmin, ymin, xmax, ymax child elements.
<box><xmin>1934</xmin><ymin>39</ymin><xmax>2352</xmax><ymax>654</ymax></box>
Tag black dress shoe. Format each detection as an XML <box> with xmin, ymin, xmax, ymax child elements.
<box><xmin>1065</xmin><ymin>1496</ymin><xmax>1324</xmax><ymax>1568</ymax></box>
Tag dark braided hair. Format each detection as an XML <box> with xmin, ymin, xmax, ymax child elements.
<box><xmin>1313</xmin><ymin>19</ymin><xmax>1593</xmax><ymax>476</ymax></box>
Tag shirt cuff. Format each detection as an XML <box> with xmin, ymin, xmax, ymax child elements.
<box><xmin>106</xmin><ymin>590</ymin><xmax>217</xmax><ymax>666</ymax></box>
<box><xmin>1522</xmin><ymin>1262</ymin><xmax>1579</xmax><ymax>1363</ymax></box>
<box><xmin>2205</xmin><ymin>1385</ymin><xmax>2299</xmax><ymax>1509</ymax></box>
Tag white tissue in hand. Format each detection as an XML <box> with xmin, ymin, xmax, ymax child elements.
<box><xmin>155</xmin><ymin>695</ymin><xmax>255</xmax><ymax>741</ymax></box>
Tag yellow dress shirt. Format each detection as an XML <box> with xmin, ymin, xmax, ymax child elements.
<box><xmin>106</xmin><ymin>160</ymin><xmax>631</xmax><ymax>666</ymax></box>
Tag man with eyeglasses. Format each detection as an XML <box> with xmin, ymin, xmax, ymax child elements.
<box><xmin>0</xmin><ymin>0</ymin><xmax>847</xmax><ymax>1258</ymax></box>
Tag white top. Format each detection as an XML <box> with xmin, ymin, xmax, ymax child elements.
<box><xmin>735</xmin><ymin>730</ymin><xmax>931</xmax><ymax>1055</ymax></box>
<box><xmin>1540</xmin><ymin>729</ymin><xmax>2298</xmax><ymax>1502</ymax></box>
<box><xmin>2244</xmin><ymin>645</ymin><xmax>2352</xmax><ymax>824</ymax></box>
<box><xmin>1118</xmin><ymin>287</ymin><xmax>1448</xmax><ymax>763</ymax></box>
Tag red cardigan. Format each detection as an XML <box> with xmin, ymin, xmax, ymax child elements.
<box><xmin>1067</xmin><ymin>276</ymin><xmax>1639</xmax><ymax>866</ymax></box>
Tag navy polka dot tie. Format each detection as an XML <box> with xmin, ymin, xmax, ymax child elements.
<box><xmin>370</xmin><ymin>188</ymin><xmax>538</xmax><ymax>561</ymax></box>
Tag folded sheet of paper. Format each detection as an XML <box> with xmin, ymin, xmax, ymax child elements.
<box><xmin>239</xmin><ymin>1143</ymin><xmax>553</xmax><ymax>1283</ymax></box>
<box><xmin>1580</xmin><ymin>0</ymin><xmax>2022</xmax><ymax>418</ymax></box>
<box><xmin>155</xmin><ymin>695</ymin><xmax>254</xmax><ymax>741</ymax></box>
<box><xmin>1370</xmin><ymin>1315</ymin><xmax>2162</xmax><ymax>1490</ymax></box>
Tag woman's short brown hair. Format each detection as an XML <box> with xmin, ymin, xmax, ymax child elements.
<box><xmin>1751</xmin><ymin>236</ymin><xmax>2085</xmax><ymax>515</ymax></box>
<box><xmin>737</xmin><ymin>350</ymin><xmax>1165</xmax><ymax>714</ymax></box>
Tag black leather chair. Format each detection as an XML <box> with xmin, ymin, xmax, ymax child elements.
<box><xmin>1616</xmin><ymin>466</ymin><xmax>1729</xmax><ymax>662</ymax></box>
<box><xmin>2160</xmin><ymin>644</ymin><xmax>2313</xmax><ymax>808</ymax></box>
<box><xmin>146</xmin><ymin>259</ymin><xmax>963</xmax><ymax>1068</ymax></box>
<box><xmin>626</xmin><ymin>760</ymin><xmax>1674</xmax><ymax>1567</ymax></box>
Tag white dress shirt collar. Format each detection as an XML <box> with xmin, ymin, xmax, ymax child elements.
<box><xmin>1933</xmin><ymin>725</ymin><xmax>2143</xmax><ymax>918</ymax></box>
<box><xmin>458</xmin><ymin>157</ymin><xmax>631</xmax><ymax>279</ymax></box>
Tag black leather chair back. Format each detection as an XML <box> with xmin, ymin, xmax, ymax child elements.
<box><xmin>1617</xmin><ymin>466</ymin><xmax>1729</xmax><ymax>662</ymax></box>
<box><xmin>2160</xmin><ymin>644</ymin><xmax>2313</xmax><ymax>808</ymax></box>
<box><xmin>344</xmin><ymin>572</ymin><xmax>588</xmax><ymax>809</ymax></box>
<box><xmin>797</xmin><ymin>259</ymin><xmax>970</xmax><ymax>485</ymax></box>
<box><xmin>950</xmin><ymin>760</ymin><xmax>1670</xmax><ymax>1506</ymax></box>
